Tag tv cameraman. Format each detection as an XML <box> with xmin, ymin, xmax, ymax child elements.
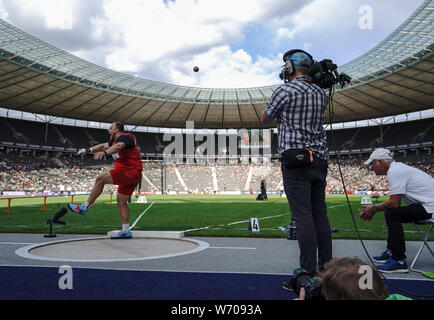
<box><xmin>261</xmin><ymin>49</ymin><xmax>332</xmax><ymax>281</ymax></box>
<box><xmin>260</xmin><ymin>180</ymin><xmax>268</xmax><ymax>200</ymax></box>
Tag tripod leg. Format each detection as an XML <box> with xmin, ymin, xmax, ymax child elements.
<box><xmin>44</xmin><ymin>219</ymin><xmax>56</xmax><ymax>238</ymax></box>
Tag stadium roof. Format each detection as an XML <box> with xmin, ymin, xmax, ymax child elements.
<box><xmin>0</xmin><ymin>0</ymin><xmax>432</xmax><ymax>129</ymax></box>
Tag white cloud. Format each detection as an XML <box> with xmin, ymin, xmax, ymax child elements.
<box><xmin>277</xmin><ymin>27</ymin><xmax>294</xmax><ymax>39</ymax></box>
<box><xmin>10</xmin><ymin>0</ymin><xmax>77</xmax><ymax>30</ymax></box>
<box><xmin>0</xmin><ymin>1</ymin><xmax>9</xmax><ymax>21</ymax></box>
<box><xmin>90</xmin><ymin>0</ymin><xmax>300</xmax><ymax>86</ymax></box>
<box><xmin>276</xmin><ymin>0</ymin><xmax>351</xmax><ymax>41</ymax></box>
<box><xmin>98</xmin><ymin>0</ymin><xmax>278</xmax><ymax>67</ymax></box>
<box><xmin>303</xmin><ymin>42</ymin><xmax>312</xmax><ymax>51</ymax></box>
<box><xmin>0</xmin><ymin>0</ymin><xmax>425</xmax><ymax>88</ymax></box>
<box><xmin>0</xmin><ymin>0</ymin><xmax>321</xmax><ymax>87</ymax></box>
<box><xmin>44</xmin><ymin>3</ymin><xmax>74</xmax><ymax>30</ymax></box>
<box><xmin>166</xmin><ymin>45</ymin><xmax>281</xmax><ymax>88</ymax></box>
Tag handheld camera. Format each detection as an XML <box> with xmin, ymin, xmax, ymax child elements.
<box><xmin>289</xmin><ymin>268</ymin><xmax>323</xmax><ymax>300</ymax></box>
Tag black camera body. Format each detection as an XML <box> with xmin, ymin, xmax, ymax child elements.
<box><xmin>289</xmin><ymin>268</ymin><xmax>323</xmax><ymax>300</ymax></box>
<box><xmin>309</xmin><ymin>59</ymin><xmax>351</xmax><ymax>89</ymax></box>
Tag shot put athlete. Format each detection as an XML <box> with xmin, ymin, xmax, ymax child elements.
<box><xmin>68</xmin><ymin>122</ymin><xmax>143</xmax><ymax>239</ymax></box>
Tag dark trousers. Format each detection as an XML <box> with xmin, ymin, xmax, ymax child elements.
<box><xmin>385</xmin><ymin>203</ymin><xmax>431</xmax><ymax>261</ymax></box>
<box><xmin>281</xmin><ymin>157</ymin><xmax>332</xmax><ymax>275</ymax></box>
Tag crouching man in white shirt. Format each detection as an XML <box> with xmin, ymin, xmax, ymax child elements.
<box><xmin>360</xmin><ymin>148</ymin><xmax>434</xmax><ymax>273</ymax></box>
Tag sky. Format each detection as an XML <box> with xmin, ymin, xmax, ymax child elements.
<box><xmin>0</xmin><ymin>0</ymin><xmax>425</xmax><ymax>89</ymax></box>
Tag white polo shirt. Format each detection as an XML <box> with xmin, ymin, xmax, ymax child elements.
<box><xmin>387</xmin><ymin>161</ymin><xmax>434</xmax><ymax>213</ymax></box>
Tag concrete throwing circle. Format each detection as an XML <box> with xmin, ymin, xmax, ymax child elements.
<box><xmin>15</xmin><ymin>237</ymin><xmax>209</xmax><ymax>262</ymax></box>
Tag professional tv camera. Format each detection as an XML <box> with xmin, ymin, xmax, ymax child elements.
<box><xmin>279</xmin><ymin>49</ymin><xmax>351</xmax><ymax>89</ymax></box>
<box><xmin>309</xmin><ymin>58</ymin><xmax>352</xmax><ymax>89</ymax></box>
<box><xmin>256</xmin><ymin>180</ymin><xmax>268</xmax><ymax>201</ymax></box>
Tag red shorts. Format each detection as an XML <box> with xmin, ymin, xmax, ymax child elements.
<box><xmin>109</xmin><ymin>168</ymin><xmax>142</xmax><ymax>196</ymax></box>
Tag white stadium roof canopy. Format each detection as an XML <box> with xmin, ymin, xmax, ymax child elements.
<box><xmin>0</xmin><ymin>0</ymin><xmax>432</xmax><ymax>129</ymax></box>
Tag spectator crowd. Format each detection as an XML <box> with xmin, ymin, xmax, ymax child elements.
<box><xmin>1</xmin><ymin>148</ymin><xmax>432</xmax><ymax>195</ymax></box>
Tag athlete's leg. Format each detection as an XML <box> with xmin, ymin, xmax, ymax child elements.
<box><xmin>117</xmin><ymin>192</ymin><xmax>131</xmax><ymax>225</ymax></box>
<box><xmin>68</xmin><ymin>171</ymin><xmax>114</xmax><ymax>215</ymax></box>
<box><xmin>87</xmin><ymin>171</ymin><xmax>113</xmax><ymax>205</ymax></box>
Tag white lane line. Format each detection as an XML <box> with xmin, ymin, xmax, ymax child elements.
<box><xmin>129</xmin><ymin>202</ymin><xmax>155</xmax><ymax>230</ymax></box>
<box><xmin>14</xmin><ymin>237</ymin><xmax>210</xmax><ymax>262</ymax></box>
<box><xmin>209</xmin><ymin>247</ymin><xmax>256</xmax><ymax>250</ymax></box>
<box><xmin>0</xmin><ymin>242</ymin><xmax>35</xmax><ymax>245</ymax></box>
<box><xmin>227</xmin><ymin>213</ymin><xmax>289</xmax><ymax>226</ymax></box>
<box><xmin>184</xmin><ymin>213</ymin><xmax>290</xmax><ymax>233</ymax></box>
<box><xmin>328</xmin><ymin>204</ymin><xmax>348</xmax><ymax>209</ymax></box>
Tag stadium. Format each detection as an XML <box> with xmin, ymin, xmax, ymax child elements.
<box><xmin>0</xmin><ymin>0</ymin><xmax>433</xmax><ymax>306</ymax></box>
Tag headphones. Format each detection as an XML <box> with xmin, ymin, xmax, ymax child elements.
<box><xmin>279</xmin><ymin>49</ymin><xmax>314</xmax><ymax>83</ymax></box>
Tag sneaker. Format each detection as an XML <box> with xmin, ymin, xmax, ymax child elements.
<box><xmin>67</xmin><ymin>203</ymin><xmax>88</xmax><ymax>215</ymax></box>
<box><xmin>372</xmin><ymin>250</ymin><xmax>392</xmax><ymax>264</ymax></box>
<box><xmin>376</xmin><ymin>258</ymin><xmax>409</xmax><ymax>273</ymax></box>
<box><xmin>111</xmin><ymin>231</ymin><xmax>132</xmax><ymax>239</ymax></box>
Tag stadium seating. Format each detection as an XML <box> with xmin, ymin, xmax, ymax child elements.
<box><xmin>1</xmin><ymin>151</ymin><xmax>431</xmax><ymax>195</ymax></box>
<box><xmin>0</xmin><ymin>115</ymin><xmax>432</xmax><ymax>196</ymax></box>
<box><xmin>1</xmin><ymin>116</ymin><xmax>432</xmax><ymax>154</ymax></box>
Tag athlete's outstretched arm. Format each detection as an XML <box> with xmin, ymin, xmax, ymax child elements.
<box><xmin>91</xmin><ymin>142</ymin><xmax>110</xmax><ymax>152</ymax></box>
<box><xmin>77</xmin><ymin>142</ymin><xmax>109</xmax><ymax>155</ymax></box>
<box><xmin>94</xmin><ymin>142</ymin><xmax>126</xmax><ymax>160</ymax></box>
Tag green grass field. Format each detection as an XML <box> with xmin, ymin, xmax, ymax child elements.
<box><xmin>0</xmin><ymin>194</ymin><xmax>432</xmax><ymax>241</ymax></box>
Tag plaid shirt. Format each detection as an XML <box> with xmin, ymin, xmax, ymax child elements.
<box><xmin>264</xmin><ymin>75</ymin><xmax>328</xmax><ymax>159</ymax></box>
